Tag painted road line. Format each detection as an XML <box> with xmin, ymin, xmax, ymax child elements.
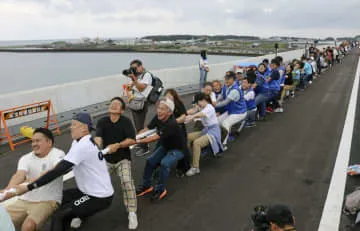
<box><xmin>318</xmin><ymin>58</ymin><xmax>360</xmax><ymax>231</ymax></box>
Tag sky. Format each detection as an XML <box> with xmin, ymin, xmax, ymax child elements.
<box><xmin>0</xmin><ymin>0</ymin><xmax>359</xmax><ymax>41</ymax></box>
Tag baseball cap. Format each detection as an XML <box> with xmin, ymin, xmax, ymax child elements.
<box><xmin>266</xmin><ymin>204</ymin><xmax>294</xmax><ymax>227</ymax></box>
<box><xmin>159</xmin><ymin>97</ymin><xmax>175</xmax><ymax>112</ymax></box>
<box><xmin>72</xmin><ymin>112</ymin><xmax>95</xmax><ymax>131</ymax></box>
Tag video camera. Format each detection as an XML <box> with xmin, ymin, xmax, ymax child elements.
<box><xmin>122</xmin><ymin>67</ymin><xmax>138</xmax><ymax>76</ymax></box>
<box><xmin>251</xmin><ymin>205</ymin><xmax>270</xmax><ymax>231</ymax></box>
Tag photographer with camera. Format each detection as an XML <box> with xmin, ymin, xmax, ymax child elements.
<box><xmin>124</xmin><ymin>59</ymin><xmax>153</xmax><ymax>156</ymax></box>
<box><xmin>251</xmin><ymin>204</ymin><xmax>296</xmax><ymax>231</ymax></box>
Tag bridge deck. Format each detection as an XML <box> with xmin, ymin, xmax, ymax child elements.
<box><xmin>0</xmin><ymin>49</ymin><xmax>359</xmax><ymax>231</ymax></box>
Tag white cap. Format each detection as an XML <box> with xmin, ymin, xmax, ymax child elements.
<box><xmin>159</xmin><ymin>98</ymin><xmax>175</xmax><ymax>112</ymax></box>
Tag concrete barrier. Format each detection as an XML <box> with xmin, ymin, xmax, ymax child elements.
<box><xmin>0</xmin><ymin>46</ymin><xmax>325</xmax><ymax>126</ymax></box>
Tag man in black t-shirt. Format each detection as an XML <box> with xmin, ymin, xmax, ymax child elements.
<box><xmin>94</xmin><ymin>97</ymin><xmax>138</xmax><ymax>230</ymax></box>
<box><xmin>136</xmin><ymin>98</ymin><xmax>186</xmax><ymax>201</ymax></box>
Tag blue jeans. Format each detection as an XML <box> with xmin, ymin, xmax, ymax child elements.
<box><xmin>255</xmin><ymin>93</ymin><xmax>269</xmax><ymax>117</ymax></box>
<box><xmin>143</xmin><ymin>145</ymin><xmax>184</xmax><ymax>191</ymax></box>
<box><xmin>199</xmin><ymin>70</ymin><xmax>208</xmax><ymax>90</ymax></box>
<box><xmin>255</xmin><ymin>91</ymin><xmax>278</xmax><ymax>117</ymax></box>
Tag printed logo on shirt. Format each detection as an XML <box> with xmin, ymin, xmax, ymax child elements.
<box><xmin>74</xmin><ymin>195</ymin><xmax>91</xmax><ymax>206</ymax></box>
<box><xmin>98</xmin><ymin>151</ymin><xmax>104</xmax><ymax>160</ymax></box>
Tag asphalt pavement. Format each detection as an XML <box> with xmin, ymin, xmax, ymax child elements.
<box><xmin>0</xmin><ymin>49</ymin><xmax>359</xmax><ymax>231</ymax></box>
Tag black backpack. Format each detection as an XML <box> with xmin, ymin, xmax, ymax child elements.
<box><xmin>146</xmin><ymin>72</ymin><xmax>164</xmax><ymax>104</ymax></box>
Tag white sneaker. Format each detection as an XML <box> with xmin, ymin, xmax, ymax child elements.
<box><xmin>128</xmin><ymin>212</ymin><xmax>138</xmax><ymax>230</ymax></box>
<box><xmin>274</xmin><ymin>108</ymin><xmax>283</xmax><ymax>113</ymax></box>
<box><xmin>309</xmin><ymin>80</ymin><xmax>313</xmax><ymax>85</ymax></box>
<box><xmin>186</xmin><ymin>167</ymin><xmax>200</xmax><ymax>177</ymax></box>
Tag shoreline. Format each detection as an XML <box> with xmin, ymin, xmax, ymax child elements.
<box><xmin>0</xmin><ymin>48</ymin><xmax>263</xmax><ymax>57</ymax></box>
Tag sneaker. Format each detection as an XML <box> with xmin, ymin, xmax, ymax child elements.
<box><xmin>245</xmin><ymin>123</ymin><xmax>256</xmax><ymax>128</ymax></box>
<box><xmin>274</xmin><ymin>107</ymin><xmax>283</xmax><ymax>113</ymax></box>
<box><xmin>228</xmin><ymin>134</ymin><xmax>235</xmax><ymax>142</ymax></box>
<box><xmin>309</xmin><ymin>80</ymin><xmax>313</xmax><ymax>85</ymax></box>
<box><xmin>222</xmin><ymin>145</ymin><xmax>228</xmax><ymax>151</ymax></box>
<box><xmin>151</xmin><ymin>189</ymin><xmax>167</xmax><ymax>201</ymax></box>
<box><xmin>266</xmin><ymin>107</ymin><xmax>273</xmax><ymax>113</ymax></box>
<box><xmin>136</xmin><ymin>185</ymin><xmax>153</xmax><ymax>197</ymax></box>
<box><xmin>186</xmin><ymin>167</ymin><xmax>200</xmax><ymax>177</ymax></box>
<box><xmin>258</xmin><ymin>116</ymin><xmax>266</xmax><ymax>121</ymax></box>
<box><xmin>290</xmin><ymin>92</ymin><xmax>295</xmax><ymax>98</ymax></box>
<box><xmin>135</xmin><ymin>146</ymin><xmax>150</xmax><ymax>157</ymax></box>
<box><xmin>128</xmin><ymin>212</ymin><xmax>138</xmax><ymax>230</ymax></box>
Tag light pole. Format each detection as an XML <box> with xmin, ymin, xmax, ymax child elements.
<box><xmin>274</xmin><ymin>43</ymin><xmax>278</xmax><ymax>57</ymax></box>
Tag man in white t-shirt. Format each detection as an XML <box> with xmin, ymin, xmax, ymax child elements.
<box><xmin>1</xmin><ymin>128</ymin><xmax>64</xmax><ymax>231</ymax></box>
<box><xmin>127</xmin><ymin>59</ymin><xmax>153</xmax><ymax>156</ymax></box>
<box><xmin>2</xmin><ymin>113</ymin><xmax>114</xmax><ymax>231</ymax></box>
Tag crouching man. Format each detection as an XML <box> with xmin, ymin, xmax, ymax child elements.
<box><xmin>136</xmin><ymin>98</ymin><xmax>186</xmax><ymax>201</ymax></box>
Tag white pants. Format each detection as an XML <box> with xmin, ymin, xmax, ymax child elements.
<box><xmin>218</xmin><ymin>111</ymin><xmax>247</xmax><ymax>145</ymax></box>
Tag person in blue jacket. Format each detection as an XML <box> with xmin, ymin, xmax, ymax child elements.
<box><xmin>253</xmin><ymin>63</ymin><xmax>270</xmax><ymax>120</ymax></box>
<box><xmin>242</xmin><ymin>77</ymin><xmax>257</xmax><ymax>128</ymax></box>
<box><xmin>266</xmin><ymin>59</ymin><xmax>281</xmax><ymax>112</ymax></box>
<box><xmin>216</xmin><ymin>71</ymin><xmax>247</xmax><ymax>147</ymax></box>
<box><xmin>302</xmin><ymin>56</ymin><xmax>313</xmax><ymax>85</ymax></box>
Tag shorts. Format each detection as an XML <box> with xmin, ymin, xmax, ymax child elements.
<box><xmin>5</xmin><ymin>199</ymin><xmax>58</xmax><ymax>228</ymax></box>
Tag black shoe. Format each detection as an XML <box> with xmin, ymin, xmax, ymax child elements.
<box><xmin>136</xmin><ymin>185</ymin><xmax>154</xmax><ymax>197</ymax></box>
<box><xmin>176</xmin><ymin>169</ymin><xmax>185</xmax><ymax>178</ymax></box>
<box><xmin>151</xmin><ymin>189</ymin><xmax>167</xmax><ymax>201</ymax></box>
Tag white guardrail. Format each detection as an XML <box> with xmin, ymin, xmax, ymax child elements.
<box><xmin>0</xmin><ymin>46</ymin><xmax>326</xmax><ymax>126</ymax></box>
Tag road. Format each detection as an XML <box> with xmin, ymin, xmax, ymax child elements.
<box><xmin>0</xmin><ymin>49</ymin><xmax>359</xmax><ymax>231</ymax></box>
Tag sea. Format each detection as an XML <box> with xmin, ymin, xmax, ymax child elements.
<box><xmin>0</xmin><ymin>40</ymin><xmax>245</xmax><ymax>95</ymax></box>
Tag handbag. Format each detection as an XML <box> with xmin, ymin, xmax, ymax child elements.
<box><xmin>128</xmin><ymin>97</ymin><xmax>145</xmax><ymax>111</ymax></box>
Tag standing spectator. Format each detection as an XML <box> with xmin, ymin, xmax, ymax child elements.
<box><xmin>2</xmin><ymin>128</ymin><xmax>65</xmax><ymax>231</ymax></box>
<box><xmin>136</xmin><ymin>98</ymin><xmax>186</xmax><ymax>201</ymax></box>
<box><xmin>216</xmin><ymin>71</ymin><xmax>247</xmax><ymax>146</ymax></box>
<box><xmin>94</xmin><ymin>97</ymin><xmax>138</xmax><ymax>230</ymax></box>
<box><xmin>164</xmin><ymin>89</ymin><xmax>190</xmax><ymax>177</ymax></box>
<box><xmin>199</xmin><ymin>50</ymin><xmax>209</xmax><ymax>90</ymax></box>
<box><xmin>126</xmin><ymin>59</ymin><xmax>153</xmax><ymax>156</ymax></box>
<box><xmin>186</xmin><ymin>93</ymin><xmax>224</xmax><ymax>176</ymax></box>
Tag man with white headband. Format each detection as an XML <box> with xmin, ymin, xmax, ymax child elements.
<box><xmin>136</xmin><ymin>97</ymin><xmax>186</xmax><ymax>201</ymax></box>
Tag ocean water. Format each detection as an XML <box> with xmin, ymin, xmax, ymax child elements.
<box><xmin>0</xmin><ymin>52</ymin><xmax>245</xmax><ymax>94</ymax></box>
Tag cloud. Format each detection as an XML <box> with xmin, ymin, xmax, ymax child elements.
<box><xmin>0</xmin><ymin>0</ymin><xmax>359</xmax><ymax>40</ymax></box>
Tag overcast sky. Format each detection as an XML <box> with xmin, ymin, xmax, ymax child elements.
<box><xmin>1</xmin><ymin>0</ymin><xmax>359</xmax><ymax>40</ymax></box>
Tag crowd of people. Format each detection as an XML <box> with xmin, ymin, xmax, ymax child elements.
<box><xmin>0</xmin><ymin>41</ymin><xmax>358</xmax><ymax>231</ymax></box>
